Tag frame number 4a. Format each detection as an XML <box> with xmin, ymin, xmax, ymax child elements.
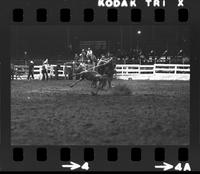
<box><xmin>175</xmin><ymin>163</ymin><xmax>191</xmax><ymax>172</ymax></box>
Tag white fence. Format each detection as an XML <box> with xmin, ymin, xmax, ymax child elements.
<box><xmin>33</xmin><ymin>65</ymin><xmax>68</xmax><ymax>80</ymax></box>
<box><xmin>115</xmin><ymin>64</ymin><xmax>190</xmax><ymax>80</ymax></box>
<box><xmin>14</xmin><ymin>65</ymin><xmax>68</xmax><ymax>80</ymax></box>
<box><xmin>13</xmin><ymin>64</ymin><xmax>190</xmax><ymax>81</ymax></box>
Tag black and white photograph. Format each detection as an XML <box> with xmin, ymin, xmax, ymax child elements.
<box><xmin>11</xmin><ymin>25</ymin><xmax>190</xmax><ymax>145</ymax></box>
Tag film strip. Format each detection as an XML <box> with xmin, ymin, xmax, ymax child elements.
<box><xmin>12</xmin><ymin>7</ymin><xmax>188</xmax><ymax>23</ymax></box>
<box><xmin>0</xmin><ymin>0</ymin><xmax>200</xmax><ymax>172</ymax></box>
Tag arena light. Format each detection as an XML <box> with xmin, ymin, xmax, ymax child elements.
<box><xmin>137</xmin><ymin>30</ymin><xmax>142</xmax><ymax>35</ymax></box>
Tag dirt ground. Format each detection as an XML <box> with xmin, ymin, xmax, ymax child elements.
<box><xmin>11</xmin><ymin>79</ymin><xmax>189</xmax><ymax>145</ymax></box>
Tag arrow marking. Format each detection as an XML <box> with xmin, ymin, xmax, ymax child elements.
<box><xmin>155</xmin><ymin>162</ymin><xmax>174</xmax><ymax>171</ymax></box>
<box><xmin>62</xmin><ymin>161</ymin><xmax>81</xmax><ymax>171</ymax></box>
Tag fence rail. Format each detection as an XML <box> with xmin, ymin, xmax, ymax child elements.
<box><xmin>115</xmin><ymin>64</ymin><xmax>190</xmax><ymax>80</ymax></box>
<box><xmin>12</xmin><ymin>64</ymin><xmax>190</xmax><ymax>81</ymax></box>
<box><xmin>13</xmin><ymin>65</ymin><xmax>67</xmax><ymax>80</ymax></box>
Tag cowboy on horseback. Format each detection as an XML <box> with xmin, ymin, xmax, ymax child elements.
<box><xmin>97</xmin><ymin>54</ymin><xmax>112</xmax><ymax>67</ymax></box>
<box><xmin>79</xmin><ymin>49</ymin><xmax>87</xmax><ymax>63</ymax></box>
<box><xmin>96</xmin><ymin>54</ymin><xmax>116</xmax><ymax>88</ymax></box>
<box><xmin>86</xmin><ymin>48</ymin><xmax>93</xmax><ymax>61</ymax></box>
<box><xmin>69</xmin><ymin>51</ymin><xmax>116</xmax><ymax>94</ymax></box>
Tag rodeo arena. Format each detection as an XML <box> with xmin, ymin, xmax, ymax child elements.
<box><xmin>11</xmin><ymin>48</ymin><xmax>190</xmax><ymax>80</ymax></box>
<box><xmin>11</xmin><ymin>26</ymin><xmax>190</xmax><ymax>145</ymax></box>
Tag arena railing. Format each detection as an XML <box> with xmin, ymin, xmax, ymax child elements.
<box><xmin>115</xmin><ymin>64</ymin><xmax>190</xmax><ymax>81</ymax></box>
<box><xmin>11</xmin><ymin>63</ymin><xmax>190</xmax><ymax>81</ymax></box>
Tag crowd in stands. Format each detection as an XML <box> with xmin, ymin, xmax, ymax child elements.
<box><xmin>98</xmin><ymin>48</ymin><xmax>189</xmax><ymax>65</ymax></box>
<box><xmin>70</xmin><ymin>48</ymin><xmax>190</xmax><ymax>65</ymax></box>
<box><xmin>11</xmin><ymin>48</ymin><xmax>190</xmax><ymax>66</ymax></box>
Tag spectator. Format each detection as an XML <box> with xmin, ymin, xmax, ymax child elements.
<box><xmin>63</xmin><ymin>63</ymin><xmax>68</xmax><ymax>80</ymax></box>
<box><xmin>27</xmin><ymin>61</ymin><xmax>34</xmax><ymax>80</ymax></box>
<box><xmin>74</xmin><ymin>53</ymin><xmax>79</xmax><ymax>62</ymax></box>
<box><xmin>50</xmin><ymin>66</ymin><xmax>54</xmax><ymax>79</ymax></box>
<box><xmin>54</xmin><ymin>64</ymin><xmax>60</xmax><ymax>80</ymax></box>
<box><xmin>42</xmin><ymin>65</ymin><xmax>48</xmax><ymax>80</ymax></box>
<box><xmin>68</xmin><ymin>67</ymin><xmax>73</xmax><ymax>80</ymax></box>
<box><xmin>79</xmin><ymin>49</ymin><xmax>86</xmax><ymax>62</ymax></box>
<box><xmin>182</xmin><ymin>57</ymin><xmax>190</xmax><ymax>64</ymax></box>
<box><xmin>42</xmin><ymin>59</ymin><xmax>49</xmax><ymax>80</ymax></box>
<box><xmin>167</xmin><ymin>56</ymin><xmax>171</xmax><ymax>64</ymax></box>
<box><xmin>86</xmin><ymin>48</ymin><xmax>93</xmax><ymax>61</ymax></box>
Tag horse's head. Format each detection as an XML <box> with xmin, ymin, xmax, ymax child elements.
<box><xmin>104</xmin><ymin>59</ymin><xmax>116</xmax><ymax>75</ymax></box>
<box><xmin>96</xmin><ymin>58</ymin><xmax>113</xmax><ymax>75</ymax></box>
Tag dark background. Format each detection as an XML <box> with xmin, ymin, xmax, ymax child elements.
<box><xmin>0</xmin><ymin>0</ymin><xmax>199</xmax><ymax>171</ymax></box>
<box><xmin>10</xmin><ymin>25</ymin><xmax>190</xmax><ymax>60</ymax></box>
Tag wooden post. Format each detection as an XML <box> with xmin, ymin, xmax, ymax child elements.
<box><xmin>153</xmin><ymin>64</ymin><xmax>156</xmax><ymax>75</ymax></box>
<box><xmin>138</xmin><ymin>64</ymin><xmax>141</xmax><ymax>74</ymax></box>
<box><xmin>174</xmin><ymin>65</ymin><xmax>177</xmax><ymax>74</ymax></box>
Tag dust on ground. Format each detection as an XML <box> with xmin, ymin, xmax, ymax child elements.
<box><xmin>11</xmin><ymin>80</ymin><xmax>189</xmax><ymax>145</ymax></box>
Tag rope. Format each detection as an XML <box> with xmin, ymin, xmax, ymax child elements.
<box><xmin>73</xmin><ymin>58</ymin><xmax>113</xmax><ymax>76</ymax></box>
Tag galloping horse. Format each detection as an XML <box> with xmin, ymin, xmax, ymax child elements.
<box><xmin>69</xmin><ymin>57</ymin><xmax>116</xmax><ymax>95</ymax></box>
<box><xmin>96</xmin><ymin>57</ymin><xmax>116</xmax><ymax>88</ymax></box>
<box><xmin>69</xmin><ymin>63</ymin><xmax>103</xmax><ymax>89</ymax></box>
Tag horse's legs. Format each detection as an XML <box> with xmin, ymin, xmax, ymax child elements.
<box><xmin>94</xmin><ymin>80</ymin><xmax>97</xmax><ymax>88</ymax></box>
<box><xmin>70</xmin><ymin>78</ymin><xmax>83</xmax><ymax>88</ymax></box>
<box><xmin>108</xmin><ymin>79</ymin><xmax>111</xmax><ymax>88</ymax></box>
<box><xmin>102</xmin><ymin>79</ymin><xmax>107</xmax><ymax>89</ymax></box>
<box><xmin>94</xmin><ymin>82</ymin><xmax>102</xmax><ymax>95</ymax></box>
<box><xmin>91</xmin><ymin>80</ymin><xmax>96</xmax><ymax>88</ymax></box>
<box><xmin>98</xmin><ymin>79</ymin><xmax>103</xmax><ymax>89</ymax></box>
